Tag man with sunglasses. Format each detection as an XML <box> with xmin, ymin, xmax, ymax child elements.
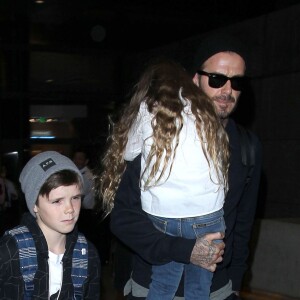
<box><xmin>110</xmin><ymin>33</ymin><xmax>262</xmax><ymax>300</ymax></box>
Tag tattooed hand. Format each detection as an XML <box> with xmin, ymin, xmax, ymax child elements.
<box><xmin>190</xmin><ymin>232</ymin><xmax>225</xmax><ymax>272</ymax></box>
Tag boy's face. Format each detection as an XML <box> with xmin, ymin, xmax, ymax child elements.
<box><xmin>34</xmin><ymin>184</ymin><xmax>82</xmax><ymax>236</ymax></box>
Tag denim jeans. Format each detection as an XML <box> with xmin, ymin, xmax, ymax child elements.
<box><xmin>146</xmin><ymin>209</ymin><xmax>225</xmax><ymax>300</ymax></box>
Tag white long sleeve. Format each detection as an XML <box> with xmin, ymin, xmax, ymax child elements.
<box><xmin>124</xmin><ymin>102</ymin><xmax>153</xmax><ymax>161</ymax></box>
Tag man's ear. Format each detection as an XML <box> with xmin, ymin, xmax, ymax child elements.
<box><xmin>193</xmin><ymin>73</ymin><xmax>199</xmax><ymax>86</ymax></box>
<box><xmin>33</xmin><ymin>204</ymin><xmax>38</xmax><ymax>213</ymax></box>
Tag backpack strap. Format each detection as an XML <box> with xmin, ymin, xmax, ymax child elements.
<box><xmin>236</xmin><ymin>124</ymin><xmax>256</xmax><ymax>185</ymax></box>
<box><xmin>72</xmin><ymin>233</ymin><xmax>88</xmax><ymax>299</ymax></box>
<box><xmin>6</xmin><ymin>226</ymin><xmax>88</xmax><ymax>299</ymax></box>
<box><xmin>6</xmin><ymin>225</ymin><xmax>37</xmax><ymax>300</ymax></box>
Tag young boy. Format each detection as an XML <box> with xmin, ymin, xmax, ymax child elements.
<box><xmin>0</xmin><ymin>151</ymin><xmax>101</xmax><ymax>299</ymax></box>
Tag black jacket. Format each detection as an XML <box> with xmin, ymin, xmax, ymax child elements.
<box><xmin>110</xmin><ymin>118</ymin><xmax>262</xmax><ymax>294</ymax></box>
<box><xmin>0</xmin><ymin>213</ymin><xmax>101</xmax><ymax>300</ymax></box>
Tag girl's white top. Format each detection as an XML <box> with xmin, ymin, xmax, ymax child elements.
<box><xmin>124</xmin><ymin>92</ymin><xmax>224</xmax><ymax>218</ymax></box>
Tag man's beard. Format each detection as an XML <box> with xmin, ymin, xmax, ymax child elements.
<box><xmin>218</xmin><ymin>110</ymin><xmax>230</xmax><ymax>119</ymax></box>
<box><xmin>212</xmin><ymin>94</ymin><xmax>237</xmax><ymax>120</ymax></box>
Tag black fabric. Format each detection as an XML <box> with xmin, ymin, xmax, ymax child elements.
<box><xmin>110</xmin><ymin>118</ymin><xmax>262</xmax><ymax>297</ymax></box>
<box><xmin>190</xmin><ymin>33</ymin><xmax>249</xmax><ymax>75</ymax></box>
<box><xmin>113</xmin><ymin>238</ymin><xmax>133</xmax><ymax>291</ymax></box>
<box><xmin>237</xmin><ymin>125</ymin><xmax>255</xmax><ymax>167</ymax></box>
<box><xmin>0</xmin><ymin>213</ymin><xmax>101</xmax><ymax>300</ymax></box>
<box><xmin>225</xmin><ymin>294</ymin><xmax>243</xmax><ymax>300</ymax></box>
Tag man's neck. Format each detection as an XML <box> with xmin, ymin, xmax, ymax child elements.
<box><xmin>221</xmin><ymin>117</ymin><xmax>229</xmax><ymax>127</ymax></box>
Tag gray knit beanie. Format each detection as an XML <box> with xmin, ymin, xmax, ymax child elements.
<box><xmin>19</xmin><ymin>151</ymin><xmax>83</xmax><ymax>217</ymax></box>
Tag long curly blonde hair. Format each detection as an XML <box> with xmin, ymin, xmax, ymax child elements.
<box><xmin>98</xmin><ymin>59</ymin><xmax>229</xmax><ymax>213</ymax></box>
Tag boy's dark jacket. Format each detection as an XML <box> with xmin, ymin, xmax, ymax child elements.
<box><xmin>110</xmin><ymin>118</ymin><xmax>262</xmax><ymax>295</ymax></box>
<box><xmin>0</xmin><ymin>213</ymin><xmax>101</xmax><ymax>300</ymax></box>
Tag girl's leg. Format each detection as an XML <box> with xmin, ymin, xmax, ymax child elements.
<box><xmin>182</xmin><ymin>209</ymin><xmax>226</xmax><ymax>300</ymax></box>
<box><xmin>146</xmin><ymin>214</ymin><xmax>183</xmax><ymax>300</ymax></box>
<box><xmin>184</xmin><ymin>262</ymin><xmax>213</xmax><ymax>300</ymax></box>
<box><xmin>147</xmin><ymin>261</ymin><xmax>184</xmax><ymax>300</ymax></box>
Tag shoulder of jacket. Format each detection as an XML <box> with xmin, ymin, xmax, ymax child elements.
<box><xmin>235</xmin><ymin>124</ymin><xmax>257</xmax><ymax>166</ymax></box>
<box><xmin>0</xmin><ymin>231</ymin><xmax>22</xmax><ymax>274</ymax></box>
<box><xmin>235</xmin><ymin>123</ymin><xmax>261</xmax><ymax>145</ymax></box>
<box><xmin>0</xmin><ymin>232</ymin><xmax>19</xmax><ymax>254</ymax></box>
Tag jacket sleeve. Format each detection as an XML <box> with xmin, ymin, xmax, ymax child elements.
<box><xmin>0</xmin><ymin>235</ymin><xmax>24</xmax><ymax>299</ymax></box>
<box><xmin>84</xmin><ymin>242</ymin><xmax>101</xmax><ymax>299</ymax></box>
<box><xmin>228</xmin><ymin>134</ymin><xmax>263</xmax><ymax>291</ymax></box>
<box><xmin>110</xmin><ymin>155</ymin><xmax>195</xmax><ymax>265</ymax></box>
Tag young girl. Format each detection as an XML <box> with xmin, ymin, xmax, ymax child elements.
<box><xmin>0</xmin><ymin>151</ymin><xmax>101</xmax><ymax>299</ymax></box>
<box><xmin>100</xmin><ymin>59</ymin><xmax>229</xmax><ymax>300</ymax></box>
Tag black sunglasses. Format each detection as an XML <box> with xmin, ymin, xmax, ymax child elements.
<box><xmin>197</xmin><ymin>70</ymin><xmax>245</xmax><ymax>91</ymax></box>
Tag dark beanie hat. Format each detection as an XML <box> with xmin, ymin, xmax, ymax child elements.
<box><xmin>190</xmin><ymin>32</ymin><xmax>248</xmax><ymax>75</ymax></box>
<box><xmin>19</xmin><ymin>151</ymin><xmax>83</xmax><ymax>217</ymax></box>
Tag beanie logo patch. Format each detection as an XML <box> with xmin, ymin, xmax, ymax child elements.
<box><xmin>39</xmin><ymin>158</ymin><xmax>56</xmax><ymax>171</ymax></box>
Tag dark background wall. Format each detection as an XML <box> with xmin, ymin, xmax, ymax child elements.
<box><xmin>120</xmin><ymin>5</ymin><xmax>300</xmax><ymax>218</ymax></box>
<box><xmin>0</xmin><ymin>1</ymin><xmax>299</xmax><ymax>218</ymax></box>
